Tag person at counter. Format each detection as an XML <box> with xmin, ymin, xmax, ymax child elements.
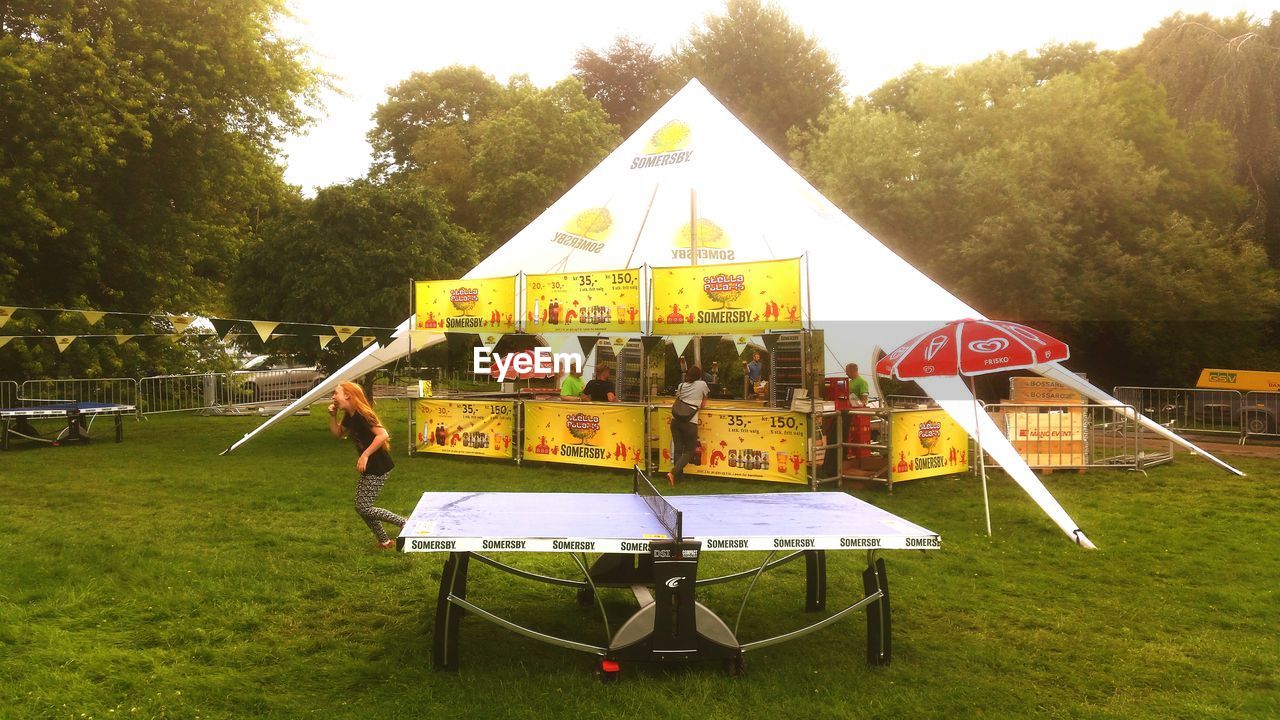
<box><xmin>668</xmin><ymin>364</ymin><xmax>710</xmax><ymax>487</ymax></box>
<box><xmin>583</xmin><ymin>366</ymin><xmax>617</xmax><ymax>402</ymax></box>
<box><xmin>560</xmin><ymin>367</ymin><xmax>585</xmax><ymax>399</ymax></box>
<box><xmin>846</xmin><ymin>363</ymin><xmax>870</xmax><ymax>407</ymax></box>
<box><xmin>744</xmin><ymin>351</ymin><xmax>766</xmax><ymax>399</ymax></box>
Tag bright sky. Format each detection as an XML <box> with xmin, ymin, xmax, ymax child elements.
<box><xmin>278</xmin><ymin>1</ymin><xmax>1276</xmax><ymax>194</ymax></box>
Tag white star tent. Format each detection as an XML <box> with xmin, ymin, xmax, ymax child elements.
<box><xmin>224</xmin><ymin>79</ymin><xmax>1242</xmax><ymax>547</ymax></box>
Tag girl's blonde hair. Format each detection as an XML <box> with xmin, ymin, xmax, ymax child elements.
<box><xmin>339</xmin><ymin>381</ymin><xmax>390</xmax><ymax>450</ymax></box>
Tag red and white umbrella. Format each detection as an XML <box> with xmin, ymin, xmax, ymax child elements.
<box><xmin>877</xmin><ymin>319</ymin><xmax>1068</xmax><ymax>380</ymax></box>
<box><xmin>876</xmin><ymin>319</ymin><xmax>1088</xmax><ymax>546</ymax></box>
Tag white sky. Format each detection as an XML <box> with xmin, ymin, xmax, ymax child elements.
<box><xmin>278</xmin><ymin>1</ymin><xmax>1276</xmax><ymax>194</ymax></box>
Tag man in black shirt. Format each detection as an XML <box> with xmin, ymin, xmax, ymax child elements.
<box><xmin>583</xmin><ymin>366</ymin><xmax>617</xmax><ymax>402</ymax></box>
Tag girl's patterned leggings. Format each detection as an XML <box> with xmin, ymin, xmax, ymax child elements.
<box><xmin>355</xmin><ymin>471</ymin><xmax>407</xmax><ymax>543</ymax></box>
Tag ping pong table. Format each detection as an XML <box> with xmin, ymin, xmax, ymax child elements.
<box><xmin>0</xmin><ymin>402</ymin><xmax>135</xmax><ymax>450</ymax></box>
<box><xmin>398</xmin><ymin>467</ymin><xmax>940</xmax><ymax>677</ymax></box>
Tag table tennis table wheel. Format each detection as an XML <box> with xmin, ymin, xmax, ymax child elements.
<box><xmin>597</xmin><ymin>659</ymin><xmax>621</xmax><ymax>682</ymax></box>
<box><xmin>724</xmin><ymin>656</ymin><xmax>746</xmax><ymax>678</ymax></box>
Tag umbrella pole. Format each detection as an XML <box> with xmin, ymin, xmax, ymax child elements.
<box><xmin>971</xmin><ymin>375</ymin><xmax>992</xmax><ymax>537</ymax></box>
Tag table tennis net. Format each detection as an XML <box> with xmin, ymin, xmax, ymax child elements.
<box><xmin>633</xmin><ymin>466</ymin><xmax>682</xmax><ymax>542</ymax></box>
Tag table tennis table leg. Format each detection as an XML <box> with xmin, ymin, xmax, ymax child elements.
<box><xmin>2</xmin><ymin>419</ymin><xmax>8</xmax><ymax>451</ymax></box>
<box><xmin>804</xmin><ymin>550</ymin><xmax>827</xmax><ymax>612</ymax></box>
<box><xmin>434</xmin><ymin>552</ymin><xmax>470</xmax><ymax>671</ymax></box>
<box><xmin>862</xmin><ymin>555</ymin><xmax>891</xmax><ymax>666</ymax></box>
<box><xmin>115</xmin><ymin>412</ymin><xmax>123</xmax><ymax>443</ymax></box>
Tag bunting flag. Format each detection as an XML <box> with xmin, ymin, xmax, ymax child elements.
<box><xmin>0</xmin><ymin>336</ymin><xmax>14</xmax><ymax>349</ymax></box>
<box><xmin>115</xmin><ymin>335</ymin><xmax>135</xmax><ymax>345</ymax></box>
<box><xmin>318</xmin><ymin>335</ymin><xmax>335</xmax><ymax>349</ymax></box>
<box><xmin>333</xmin><ymin>326</ymin><xmax>359</xmax><ymax>343</ymax></box>
<box><xmin>361</xmin><ymin>336</ymin><xmax>375</xmax><ymax>347</ymax></box>
<box><xmin>732</xmin><ymin>335</ymin><xmax>752</xmax><ymax>355</ymax></box>
<box><xmin>169</xmin><ymin>315</ymin><xmax>195</xmax><ymax>335</ymax></box>
<box><xmin>577</xmin><ymin>335</ymin><xmax>602</xmax><ymax>359</ymax></box>
<box><xmin>0</xmin><ymin>306</ymin><xmax>13</xmax><ymax>329</ymax></box>
<box><xmin>79</xmin><ymin>310</ymin><xmax>107</xmax><ymax>325</ymax></box>
<box><xmin>55</xmin><ymin>336</ymin><xmax>76</xmax><ymax>352</ymax></box>
<box><xmin>606</xmin><ymin>336</ymin><xmax>631</xmax><ymax>353</ymax></box>
<box><xmin>209</xmin><ymin>318</ymin><xmax>238</xmax><ymax>342</ymax></box>
<box><xmin>477</xmin><ymin>332</ymin><xmax>501</xmax><ymax>353</ymax></box>
<box><xmin>669</xmin><ymin>335</ymin><xmax>693</xmax><ymax>357</ymax></box>
<box><xmin>251</xmin><ymin>321</ymin><xmax>279</xmax><ymax>343</ymax></box>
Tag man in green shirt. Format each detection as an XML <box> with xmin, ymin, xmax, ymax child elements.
<box><xmin>560</xmin><ymin>368</ymin><xmax>585</xmax><ymax>399</ymax></box>
<box><xmin>845</xmin><ymin>363</ymin><xmax>870</xmax><ymax>407</ymax></box>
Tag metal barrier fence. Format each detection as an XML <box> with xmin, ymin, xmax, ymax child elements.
<box><xmin>0</xmin><ymin>380</ymin><xmax>18</xmax><ymax>408</ymax></box>
<box><xmin>138</xmin><ymin>373</ymin><xmax>231</xmax><ymax>414</ymax></box>
<box><xmin>20</xmin><ymin>377</ymin><xmax>139</xmax><ymax>408</ymax></box>
<box><xmin>1113</xmin><ymin>386</ymin><xmax>1252</xmax><ymax>441</ymax></box>
<box><xmin>1241</xmin><ymin>391</ymin><xmax>1280</xmax><ymax>439</ymax></box>
<box><xmin>986</xmin><ymin>402</ymin><xmax>1170</xmax><ymax>470</ymax></box>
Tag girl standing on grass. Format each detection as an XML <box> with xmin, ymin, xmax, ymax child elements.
<box><xmin>328</xmin><ymin>381</ymin><xmax>406</xmax><ymax>549</ymax></box>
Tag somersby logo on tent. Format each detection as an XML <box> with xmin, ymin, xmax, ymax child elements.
<box><xmin>631</xmin><ymin>120</ymin><xmax>693</xmax><ymax>169</ymax></box>
<box><xmin>672</xmin><ymin>218</ymin><xmax>734</xmax><ymax>261</ymax></box>
<box><xmin>551</xmin><ymin>208</ymin><xmax>613</xmax><ymax>254</ymax></box>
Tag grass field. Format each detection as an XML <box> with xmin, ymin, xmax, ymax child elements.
<box><xmin>1</xmin><ymin>402</ymin><xmax>1277</xmax><ymax>719</ymax></box>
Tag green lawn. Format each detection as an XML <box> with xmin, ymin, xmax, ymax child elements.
<box><xmin>1</xmin><ymin>403</ymin><xmax>1276</xmax><ymax>719</ymax></box>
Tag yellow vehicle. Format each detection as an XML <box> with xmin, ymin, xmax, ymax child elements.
<box><xmin>1193</xmin><ymin>369</ymin><xmax>1280</xmax><ymax>435</ymax></box>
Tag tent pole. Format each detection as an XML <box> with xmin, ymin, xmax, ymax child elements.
<box><xmin>971</xmin><ymin>375</ymin><xmax>992</xmax><ymax>537</ymax></box>
<box><xmin>690</xmin><ymin>188</ymin><xmax>701</xmax><ymax>369</ymax></box>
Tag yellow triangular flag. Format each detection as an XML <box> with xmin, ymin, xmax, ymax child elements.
<box><xmin>0</xmin><ymin>306</ymin><xmax>13</xmax><ymax>329</ymax></box>
<box><xmin>55</xmin><ymin>336</ymin><xmax>76</xmax><ymax>352</ymax></box>
<box><xmin>361</xmin><ymin>336</ymin><xmax>375</xmax><ymax>347</ymax></box>
<box><xmin>333</xmin><ymin>326</ymin><xmax>359</xmax><ymax>343</ymax></box>
<box><xmin>251</xmin><ymin>321</ymin><xmax>279</xmax><ymax>343</ymax></box>
<box><xmin>222</xmin><ymin>332</ymin><xmax>240</xmax><ymax>345</ymax></box>
<box><xmin>319</xmin><ymin>335</ymin><xmax>335</xmax><ymax>349</ymax></box>
<box><xmin>169</xmin><ymin>315</ymin><xmax>195</xmax><ymax>335</ymax></box>
<box><xmin>80</xmin><ymin>310</ymin><xmax>107</xmax><ymax>325</ymax></box>
<box><xmin>0</xmin><ymin>336</ymin><xmax>14</xmax><ymax>349</ymax></box>
<box><xmin>114</xmin><ymin>335</ymin><xmax>135</xmax><ymax>345</ymax></box>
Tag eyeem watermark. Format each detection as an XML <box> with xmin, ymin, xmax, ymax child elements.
<box><xmin>475</xmin><ymin>347</ymin><xmax>583</xmax><ymax>382</ymax></box>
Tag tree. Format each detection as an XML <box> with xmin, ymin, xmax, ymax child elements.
<box><xmin>573</xmin><ymin>36</ymin><xmax>670</xmax><ymax>135</ymax></box>
<box><xmin>1121</xmin><ymin>12</ymin><xmax>1280</xmax><ymax>264</ymax></box>
<box><xmin>368</xmin><ymin>72</ymin><xmax>618</xmax><ymax>251</ymax></box>
<box><xmin>798</xmin><ymin>51</ymin><xmax>1276</xmax><ymax>384</ymax></box>
<box><xmin>0</xmin><ymin>0</ymin><xmax>323</xmax><ymax>314</ymax></box>
<box><xmin>465</xmin><ymin>78</ymin><xmax>620</xmax><ymax>250</ymax></box>
<box><xmin>231</xmin><ymin>180</ymin><xmax>479</xmax><ymax>371</ymax></box>
<box><xmin>672</xmin><ymin>0</ymin><xmax>844</xmax><ymax>153</ymax></box>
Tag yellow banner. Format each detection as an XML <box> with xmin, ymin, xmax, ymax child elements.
<box><xmin>524</xmin><ymin>268</ymin><xmax>641</xmax><ymax>334</ymax></box>
<box><xmin>414</xmin><ymin>399</ymin><xmax>515</xmax><ymax>459</ymax></box>
<box><xmin>655</xmin><ymin>407</ymin><xmax>809</xmax><ymax>484</ymax></box>
<box><xmin>1196</xmin><ymin>368</ymin><xmax>1280</xmax><ymax>392</ymax></box>
<box><xmin>651</xmin><ymin>258</ymin><xmax>802</xmax><ymax>335</ymax></box>
<box><xmin>415</xmin><ymin>276</ymin><xmax>517</xmax><ymax>335</ymax></box>
<box><xmin>887</xmin><ymin>408</ymin><xmax>970</xmax><ymax>481</ymax></box>
<box><xmin>523</xmin><ymin>401</ymin><xmax>645</xmax><ymax>469</ymax></box>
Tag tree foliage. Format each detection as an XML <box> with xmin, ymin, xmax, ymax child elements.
<box><xmin>369</xmin><ymin>74</ymin><xmax>619</xmax><ymax>252</ymax></box>
<box><xmin>799</xmin><ymin>51</ymin><xmax>1278</xmax><ymax>384</ymax></box>
<box><xmin>0</xmin><ymin>0</ymin><xmax>323</xmax><ymax>314</ymax></box>
<box><xmin>1121</xmin><ymin>12</ymin><xmax>1280</xmax><ymax>263</ymax></box>
<box><xmin>573</xmin><ymin>36</ymin><xmax>670</xmax><ymax>135</ymax></box>
<box><xmin>229</xmin><ymin>179</ymin><xmax>479</xmax><ymax>368</ymax></box>
<box><xmin>673</xmin><ymin>0</ymin><xmax>844</xmax><ymax>154</ymax></box>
